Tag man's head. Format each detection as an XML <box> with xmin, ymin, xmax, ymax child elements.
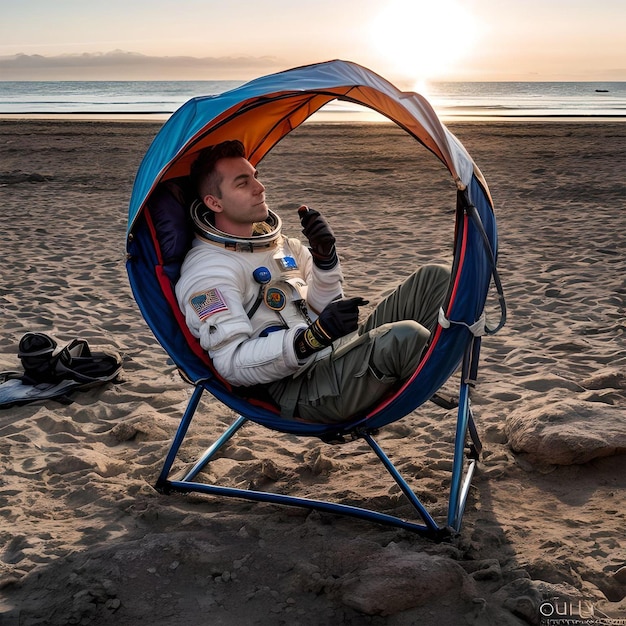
<box><xmin>191</xmin><ymin>140</ymin><xmax>246</xmax><ymax>200</ymax></box>
<box><xmin>190</xmin><ymin>140</ymin><xmax>268</xmax><ymax>237</ymax></box>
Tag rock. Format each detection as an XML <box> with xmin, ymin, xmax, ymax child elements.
<box><xmin>505</xmin><ymin>399</ymin><xmax>626</xmax><ymax>466</ymax></box>
<box><xmin>340</xmin><ymin>548</ymin><xmax>474</xmax><ymax>615</ymax></box>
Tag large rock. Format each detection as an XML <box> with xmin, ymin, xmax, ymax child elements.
<box><xmin>340</xmin><ymin>548</ymin><xmax>475</xmax><ymax>615</ymax></box>
<box><xmin>505</xmin><ymin>398</ymin><xmax>626</xmax><ymax>466</ymax></box>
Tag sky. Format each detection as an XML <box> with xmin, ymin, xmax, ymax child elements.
<box><xmin>1</xmin><ymin>0</ymin><xmax>625</xmax><ymax>83</ymax></box>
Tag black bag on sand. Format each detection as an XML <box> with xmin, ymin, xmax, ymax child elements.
<box><xmin>1</xmin><ymin>333</ymin><xmax>122</xmax><ymax>409</ymax></box>
<box><xmin>54</xmin><ymin>338</ymin><xmax>122</xmax><ymax>385</ymax></box>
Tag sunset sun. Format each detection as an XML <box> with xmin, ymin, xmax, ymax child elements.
<box><xmin>369</xmin><ymin>0</ymin><xmax>482</xmax><ymax>85</ymax></box>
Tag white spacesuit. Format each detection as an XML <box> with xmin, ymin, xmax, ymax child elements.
<box><xmin>177</xmin><ymin>201</ymin><xmax>449</xmax><ymax>424</ymax></box>
<box><xmin>175</xmin><ymin>208</ymin><xmax>344</xmax><ymax>388</ymax></box>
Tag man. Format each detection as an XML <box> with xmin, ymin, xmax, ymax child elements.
<box><xmin>176</xmin><ymin>140</ymin><xmax>450</xmax><ymax>424</ymax></box>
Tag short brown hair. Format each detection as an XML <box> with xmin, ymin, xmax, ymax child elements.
<box><xmin>190</xmin><ymin>140</ymin><xmax>246</xmax><ymax>200</ymax></box>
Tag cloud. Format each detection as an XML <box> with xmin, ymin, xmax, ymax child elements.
<box><xmin>0</xmin><ymin>50</ymin><xmax>285</xmax><ymax>80</ymax></box>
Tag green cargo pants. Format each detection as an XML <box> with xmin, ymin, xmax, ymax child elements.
<box><xmin>269</xmin><ymin>264</ymin><xmax>451</xmax><ymax>424</ymax></box>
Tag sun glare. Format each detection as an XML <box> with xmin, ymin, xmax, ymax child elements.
<box><xmin>369</xmin><ymin>0</ymin><xmax>481</xmax><ymax>86</ymax></box>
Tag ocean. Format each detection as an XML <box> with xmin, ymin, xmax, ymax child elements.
<box><xmin>1</xmin><ymin>80</ymin><xmax>625</xmax><ymax>121</ymax></box>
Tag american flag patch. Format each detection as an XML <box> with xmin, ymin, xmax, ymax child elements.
<box><xmin>190</xmin><ymin>289</ymin><xmax>228</xmax><ymax>321</ymax></box>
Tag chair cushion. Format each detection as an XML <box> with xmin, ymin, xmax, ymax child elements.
<box><xmin>146</xmin><ymin>177</ymin><xmax>196</xmax><ymax>280</ymax></box>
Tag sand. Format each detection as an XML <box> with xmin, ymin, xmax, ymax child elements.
<box><xmin>0</xmin><ymin>119</ymin><xmax>625</xmax><ymax>625</ymax></box>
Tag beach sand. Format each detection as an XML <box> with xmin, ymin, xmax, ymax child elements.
<box><xmin>0</xmin><ymin>119</ymin><xmax>625</xmax><ymax>625</ymax></box>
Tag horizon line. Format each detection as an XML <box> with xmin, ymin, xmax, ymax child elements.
<box><xmin>1</xmin><ymin>51</ymin><xmax>625</xmax><ymax>83</ymax></box>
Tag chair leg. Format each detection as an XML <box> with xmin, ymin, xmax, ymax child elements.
<box><xmin>447</xmin><ymin>339</ymin><xmax>483</xmax><ymax>531</ymax></box>
<box><xmin>362</xmin><ymin>431</ymin><xmax>441</xmax><ymax>533</ymax></box>
<box><xmin>155</xmin><ymin>384</ymin><xmax>205</xmax><ymax>492</ymax></box>
<box><xmin>181</xmin><ymin>414</ymin><xmax>248</xmax><ymax>482</ymax></box>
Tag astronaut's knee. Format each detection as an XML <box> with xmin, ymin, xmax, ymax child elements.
<box><xmin>389</xmin><ymin>319</ymin><xmax>429</xmax><ymax>343</ymax></box>
<box><xmin>421</xmin><ymin>263</ymin><xmax>452</xmax><ymax>285</ymax></box>
<box><xmin>369</xmin><ymin>320</ymin><xmax>430</xmax><ymax>381</ymax></box>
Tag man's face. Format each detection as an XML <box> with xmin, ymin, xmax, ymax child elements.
<box><xmin>207</xmin><ymin>157</ymin><xmax>268</xmax><ymax>235</ymax></box>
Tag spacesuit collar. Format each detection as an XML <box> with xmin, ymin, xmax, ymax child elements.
<box><xmin>190</xmin><ymin>199</ymin><xmax>282</xmax><ymax>252</ymax></box>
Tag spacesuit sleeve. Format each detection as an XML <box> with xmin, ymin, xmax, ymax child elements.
<box><xmin>288</xmin><ymin>237</ymin><xmax>344</xmax><ymax>314</ymax></box>
<box><xmin>175</xmin><ymin>251</ymin><xmax>306</xmax><ymax>387</ymax></box>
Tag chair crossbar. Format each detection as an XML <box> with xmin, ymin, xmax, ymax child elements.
<box><xmin>162</xmin><ymin>477</ymin><xmax>445</xmax><ymax>537</ymax></box>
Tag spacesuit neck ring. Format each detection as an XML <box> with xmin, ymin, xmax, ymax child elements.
<box><xmin>190</xmin><ymin>199</ymin><xmax>282</xmax><ymax>252</ymax></box>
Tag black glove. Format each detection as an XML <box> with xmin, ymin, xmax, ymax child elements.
<box><xmin>294</xmin><ymin>297</ymin><xmax>369</xmax><ymax>359</ymax></box>
<box><xmin>298</xmin><ymin>206</ymin><xmax>338</xmax><ymax>270</ymax></box>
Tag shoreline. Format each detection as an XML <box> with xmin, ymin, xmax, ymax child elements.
<box><xmin>1</xmin><ymin>112</ymin><xmax>626</xmax><ymax>123</ymax></box>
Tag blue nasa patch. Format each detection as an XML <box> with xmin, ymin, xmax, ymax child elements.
<box><xmin>276</xmin><ymin>256</ymin><xmax>298</xmax><ymax>270</ymax></box>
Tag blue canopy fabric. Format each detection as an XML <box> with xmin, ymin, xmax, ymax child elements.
<box><xmin>127</xmin><ymin>60</ymin><xmax>489</xmax><ymax>233</ymax></box>
<box><xmin>126</xmin><ymin>59</ymin><xmax>500</xmax><ymax>436</ymax></box>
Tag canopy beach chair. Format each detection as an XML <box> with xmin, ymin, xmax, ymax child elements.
<box><xmin>126</xmin><ymin>60</ymin><xmax>505</xmax><ymax>538</ymax></box>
